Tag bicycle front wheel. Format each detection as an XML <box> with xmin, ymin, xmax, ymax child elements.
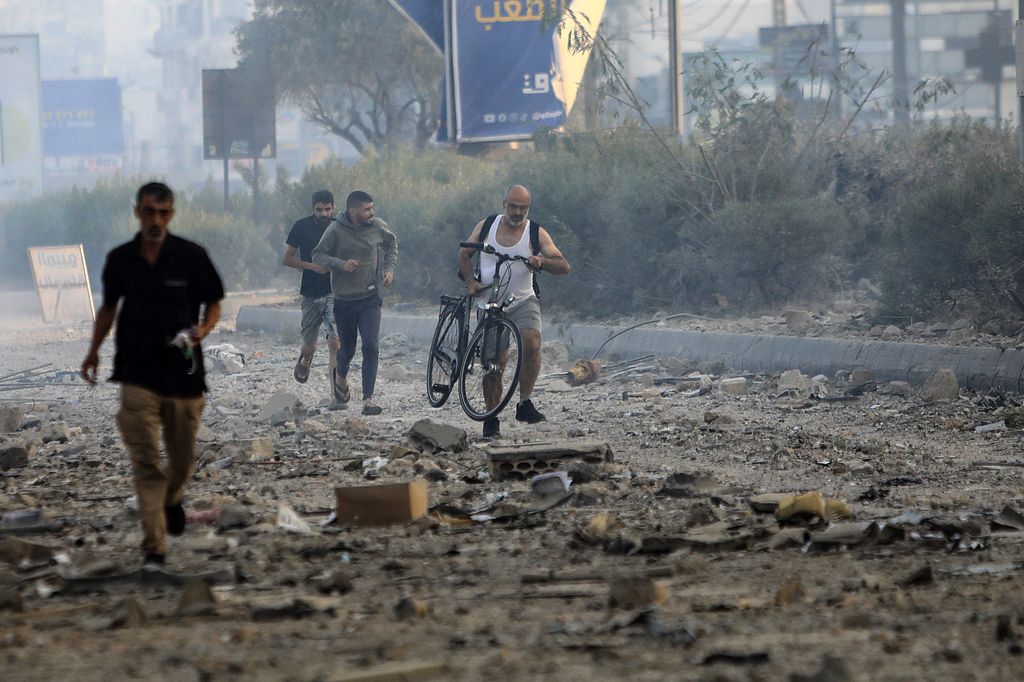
<box><xmin>426</xmin><ymin>304</ymin><xmax>462</xmax><ymax>408</ymax></box>
<box><xmin>458</xmin><ymin>315</ymin><xmax>523</xmax><ymax>421</ymax></box>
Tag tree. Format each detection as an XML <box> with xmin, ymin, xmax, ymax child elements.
<box><xmin>235</xmin><ymin>0</ymin><xmax>442</xmax><ymax>155</ymax></box>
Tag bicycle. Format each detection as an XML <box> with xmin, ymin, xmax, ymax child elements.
<box><xmin>426</xmin><ymin>241</ymin><xmax>530</xmax><ymax>421</ymax></box>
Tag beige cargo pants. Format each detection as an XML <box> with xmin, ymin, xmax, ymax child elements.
<box><xmin>116</xmin><ymin>384</ymin><xmax>204</xmax><ymax>555</ymax></box>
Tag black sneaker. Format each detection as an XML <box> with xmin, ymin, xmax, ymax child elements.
<box><xmin>482</xmin><ymin>417</ymin><xmax>500</xmax><ymax>438</ymax></box>
<box><xmin>515</xmin><ymin>399</ymin><xmax>546</xmax><ymax>424</ymax></box>
<box><xmin>165</xmin><ymin>503</ymin><xmax>186</xmax><ymax>536</ymax></box>
<box><xmin>143</xmin><ymin>553</ymin><xmax>166</xmax><ymax>569</ymax></box>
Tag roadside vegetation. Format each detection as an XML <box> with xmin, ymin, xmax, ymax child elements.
<box><xmin>2</xmin><ymin>15</ymin><xmax>1021</xmax><ymax>327</ymax></box>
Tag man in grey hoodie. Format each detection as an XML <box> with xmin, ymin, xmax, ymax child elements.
<box><xmin>312</xmin><ymin>191</ymin><xmax>398</xmax><ymax>415</ymax></box>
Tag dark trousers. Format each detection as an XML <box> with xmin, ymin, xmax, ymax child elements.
<box><xmin>333</xmin><ymin>295</ymin><xmax>382</xmax><ymax>400</ymax></box>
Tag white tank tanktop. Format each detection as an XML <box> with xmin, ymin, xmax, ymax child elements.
<box><xmin>477</xmin><ymin>215</ymin><xmax>535</xmax><ymax>310</ymax></box>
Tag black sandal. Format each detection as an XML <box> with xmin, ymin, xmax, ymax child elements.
<box><xmin>332</xmin><ymin>368</ymin><xmax>350</xmax><ymax>403</ymax></box>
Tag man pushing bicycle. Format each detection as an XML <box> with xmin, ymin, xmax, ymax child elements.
<box><xmin>457</xmin><ymin>185</ymin><xmax>571</xmax><ymax>438</ymax></box>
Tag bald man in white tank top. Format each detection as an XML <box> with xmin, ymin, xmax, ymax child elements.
<box><xmin>457</xmin><ymin>185</ymin><xmax>571</xmax><ymax>438</ymax></box>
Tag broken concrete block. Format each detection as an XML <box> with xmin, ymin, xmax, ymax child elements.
<box><xmin>880</xmin><ymin>380</ymin><xmax>913</xmax><ymax>396</ymax></box>
<box><xmin>222</xmin><ymin>438</ymin><xmax>274</xmax><ymax>462</ymax></box>
<box><xmin>783</xmin><ymin>309</ymin><xmax>813</xmax><ymax>333</ymax></box>
<box><xmin>259</xmin><ymin>391</ymin><xmax>301</xmax><ymax>425</ymax></box>
<box><xmin>335</xmin><ymin>480</ymin><xmax>428</xmax><ymax>526</ymax></box>
<box><xmin>778</xmin><ymin>370</ymin><xmax>809</xmax><ymax>392</ymax></box>
<box><xmin>407</xmin><ymin>419</ymin><xmax>468</xmax><ymax>453</ymax></box>
<box><xmin>176</xmin><ymin>579</ymin><xmax>218</xmax><ymax>616</ymax></box>
<box><xmin>718</xmin><ymin>377</ymin><xmax>748</xmax><ymax>395</ymax></box>
<box><xmin>608</xmin><ymin>576</ymin><xmax>666</xmax><ymax>610</ymax></box>
<box><xmin>0</xmin><ymin>406</ymin><xmax>23</xmax><ymax>433</ymax></box>
<box><xmin>486</xmin><ymin>441</ymin><xmax>613</xmax><ymax>481</ymax></box>
<box><xmin>881</xmin><ymin>325</ymin><xmax>902</xmax><ymax>339</ymax></box>
<box><xmin>39</xmin><ymin>421</ymin><xmax>70</xmax><ymax>444</ymax></box>
<box><xmin>215</xmin><ymin>504</ymin><xmax>253</xmax><ymax>530</ymax></box>
<box><xmin>0</xmin><ymin>446</ymin><xmax>29</xmax><ymax>471</ymax></box>
<box><xmin>850</xmin><ymin>369</ymin><xmax>874</xmax><ymax>385</ymax></box>
<box><xmin>921</xmin><ymin>369</ymin><xmax>959</xmax><ymax>402</ymax></box>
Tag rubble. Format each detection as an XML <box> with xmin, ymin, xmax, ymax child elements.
<box><xmin>2</xmin><ymin>313</ymin><xmax>1024</xmax><ymax>679</ymax></box>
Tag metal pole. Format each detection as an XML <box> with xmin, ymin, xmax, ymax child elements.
<box><xmin>668</xmin><ymin>0</ymin><xmax>684</xmax><ymax>137</ymax></box>
<box><xmin>1018</xmin><ymin>1</ymin><xmax>1024</xmax><ymax>164</ymax></box>
<box><xmin>830</xmin><ymin>0</ymin><xmax>841</xmax><ymax>120</ymax></box>
<box><xmin>891</xmin><ymin>0</ymin><xmax>909</xmax><ymax>124</ymax></box>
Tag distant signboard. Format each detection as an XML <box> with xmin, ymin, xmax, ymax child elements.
<box><xmin>0</xmin><ymin>35</ymin><xmax>43</xmax><ymax>202</ymax></box>
<box><xmin>27</xmin><ymin>244</ymin><xmax>95</xmax><ymax>323</ymax></box>
<box><xmin>42</xmin><ymin>79</ymin><xmax>124</xmax><ymax>156</ymax></box>
<box><xmin>202</xmin><ymin>68</ymin><xmax>276</xmax><ymax>159</ymax></box>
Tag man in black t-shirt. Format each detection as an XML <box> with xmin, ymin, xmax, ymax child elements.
<box><xmin>81</xmin><ymin>182</ymin><xmax>224</xmax><ymax>568</ymax></box>
<box><xmin>283</xmin><ymin>190</ymin><xmax>339</xmax><ymax>397</ymax></box>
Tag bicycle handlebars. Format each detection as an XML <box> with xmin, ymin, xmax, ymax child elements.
<box><xmin>460</xmin><ymin>241</ymin><xmax>532</xmax><ymax>265</ymax></box>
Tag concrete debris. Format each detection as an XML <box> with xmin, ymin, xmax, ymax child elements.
<box><xmin>608</xmin><ymin>576</ymin><xmax>666</xmax><ymax>610</ymax></box>
<box><xmin>176</xmin><ymin>579</ymin><xmax>218</xmax><ymax>616</ymax></box>
<box><xmin>259</xmin><ymin>390</ymin><xmax>303</xmax><ymax>425</ymax></box>
<box><xmin>0</xmin><ymin>445</ymin><xmax>29</xmax><ymax>470</ymax></box>
<box><xmin>778</xmin><ymin>369</ymin><xmax>809</xmax><ymax>392</ymax></box>
<box><xmin>486</xmin><ymin>441</ymin><xmax>613</xmax><ymax>481</ymax></box>
<box><xmin>204</xmin><ymin>343</ymin><xmax>246</xmax><ymax>373</ymax></box>
<box><xmin>921</xmin><ymin>368</ymin><xmax>959</xmax><ymax>402</ymax></box>
<box><xmin>406</xmin><ymin>419</ymin><xmax>467</xmax><ymax>453</ymax></box>
<box><xmin>718</xmin><ymin>377</ymin><xmax>748</xmax><ymax>395</ymax></box>
<box><xmin>0</xmin><ymin>405</ymin><xmax>23</xmax><ymax>432</ymax></box>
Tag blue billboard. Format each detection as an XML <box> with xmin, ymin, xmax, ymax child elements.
<box><xmin>42</xmin><ymin>79</ymin><xmax>123</xmax><ymax>157</ymax></box>
<box><xmin>451</xmin><ymin>0</ymin><xmax>565</xmax><ymax>142</ymax></box>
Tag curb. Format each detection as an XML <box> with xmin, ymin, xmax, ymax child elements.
<box><xmin>236</xmin><ymin>306</ymin><xmax>1024</xmax><ymax>392</ymax></box>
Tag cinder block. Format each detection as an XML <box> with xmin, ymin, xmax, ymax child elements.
<box><xmin>335</xmin><ymin>480</ymin><xmax>428</xmax><ymax>526</ymax></box>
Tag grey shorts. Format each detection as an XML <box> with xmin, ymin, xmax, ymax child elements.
<box><xmin>300</xmin><ymin>294</ymin><xmax>337</xmax><ymax>346</ymax></box>
<box><xmin>476</xmin><ymin>296</ymin><xmax>541</xmax><ymax>351</ymax></box>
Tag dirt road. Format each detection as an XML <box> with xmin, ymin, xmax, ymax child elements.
<box><xmin>1</xmin><ymin>317</ymin><xmax>1023</xmax><ymax>681</ymax></box>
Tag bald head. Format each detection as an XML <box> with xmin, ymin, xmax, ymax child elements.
<box><xmin>503</xmin><ymin>185</ymin><xmax>531</xmax><ymax>227</ymax></box>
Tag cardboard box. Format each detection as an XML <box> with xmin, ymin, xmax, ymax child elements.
<box><xmin>335</xmin><ymin>480</ymin><xmax>428</xmax><ymax>526</ymax></box>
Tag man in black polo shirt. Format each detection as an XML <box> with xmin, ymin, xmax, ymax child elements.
<box><xmin>283</xmin><ymin>190</ymin><xmax>339</xmax><ymax>396</ymax></box>
<box><xmin>81</xmin><ymin>182</ymin><xmax>224</xmax><ymax>568</ymax></box>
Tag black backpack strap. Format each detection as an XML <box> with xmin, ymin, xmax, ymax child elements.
<box><xmin>529</xmin><ymin>221</ymin><xmax>541</xmax><ymax>255</ymax></box>
<box><xmin>479</xmin><ymin>215</ymin><xmax>499</xmax><ymax>244</ymax></box>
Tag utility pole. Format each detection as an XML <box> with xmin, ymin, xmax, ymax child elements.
<box><xmin>772</xmin><ymin>0</ymin><xmax>786</xmax><ymax>99</ymax></box>
<box><xmin>1018</xmin><ymin>0</ymin><xmax>1024</xmax><ymax>164</ymax></box>
<box><xmin>668</xmin><ymin>0</ymin><xmax>684</xmax><ymax>137</ymax></box>
<box><xmin>891</xmin><ymin>0</ymin><xmax>910</xmax><ymax>124</ymax></box>
<box><xmin>830</xmin><ymin>0</ymin><xmax>841</xmax><ymax>119</ymax></box>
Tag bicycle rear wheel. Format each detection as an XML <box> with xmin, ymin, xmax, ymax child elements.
<box><xmin>426</xmin><ymin>304</ymin><xmax>462</xmax><ymax>407</ymax></box>
<box><xmin>458</xmin><ymin>315</ymin><xmax>523</xmax><ymax>421</ymax></box>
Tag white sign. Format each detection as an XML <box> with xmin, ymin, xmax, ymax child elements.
<box><xmin>0</xmin><ymin>35</ymin><xmax>43</xmax><ymax>202</ymax></box>
<box><xmin>27</xmin><ymin>245</ymin><xmax>95</xmax><ymax>323</ymax></box>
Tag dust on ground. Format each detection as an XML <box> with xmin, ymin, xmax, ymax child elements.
<box><xmin>1</xmin><ymin>298</ymin><xmax>1023</xmax><ymax>681</ymax></box>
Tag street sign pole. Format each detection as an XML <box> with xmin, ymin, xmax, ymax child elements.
<box><xmin>1018</xmin><ymin>2</ymin><xmax>1024</xmax><ymax>165</ymax></box>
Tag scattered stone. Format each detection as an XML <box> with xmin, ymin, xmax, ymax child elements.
<box><xmin>39</xmin><ymin>421</ymin><xmax>70</xmax><ymax>444</ymax></box>
<box><xmin>407</xmin><ymin>419</ymin><xmax>468</xmax><ymax>453</ymax></box>
<box><xmin>215</xmin><ymin>504</ymin><xmax>253</xmax><ymax>530</ymax></box>
<box><xmin>394</xmin><ymin>596</ymin><xmax>430</xmax><ymax>620</ymax></box>
<box><xmin>778</xmin><ymin>370</ymin><xmax>808</xmax><ymax>392</ymax></box>
<box><xmin>608</xmin><ymin>576</ymin><xmax>666</xmax><ymax>610</ymax></box>
<box><xmin>921</xmin><ymin>369</ymin><xmax>959</xmax><ymax>402</ymax></box>
<box><xmin>176</xmin><ymin>579</ymin><xmax>218</xmax><ymax>616</ymax></box>
<box><xmin>880</xmin><ymin>380</ymin><xmax>913</xmax><ymax>396</ymax></box>
<box><xmin>774</xmin><ymin>579</ymin><xmax>806</xmax><ymax>606</ymax></box>
<box><xmin>84</xmin><ymin>597</ymin><xmax>147</xmax><ymax>630</ymax></box>
<box><xmin>718</xmin><ymin>377</ymin><xmax>748</xmax><ymax>395</ymax></box>
<box><xmin>259</xmin><ymin>390</ymin><xmax>302</xmax><ymax>425</ymax></box>
<box><xmin>0</xmin><ymin>406</ymin><xmax>23</xmax><ymax>432</ymax></box>
<box><xmin>316</xmin><ymin>570</ymin><xmax>353</xmax><ymax>595</ymax></box>
<box><xmin>0</xmin><ymin>446</ymin><xmax>28</xmax><ymax>470</ymax></box>
<box><xmin>0</xmin><ymin>589</ymin><xmax>24</xmax><ymax>612</ymax></box>
<box><xmin>783</xmin><ymin>309</ymin><xmax>814</xmax><ymax>333</ymax></box>
<box><xmin>790</xmin><ymin>655</ymin><xmax>852</xmax><ymax>682</ymax></box>
<box><xmin>881</xmin><ymin>325</ymin><xmax>902</xmax><ymax>339</ymax></box>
